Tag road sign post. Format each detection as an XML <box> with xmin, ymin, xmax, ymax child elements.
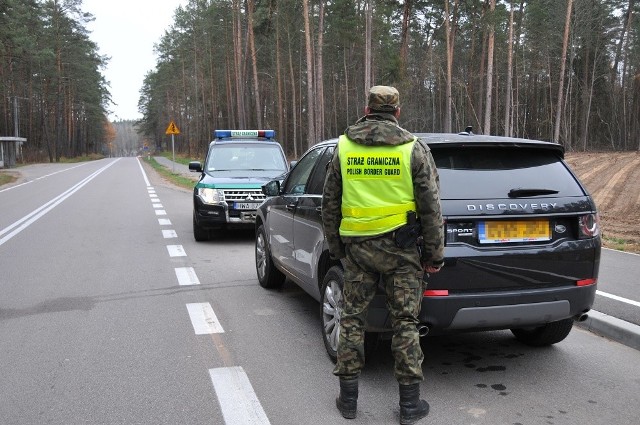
<box><xmin>165</xmin><ymin>121</ymin><xmax>181</xmax><ymax>174</ymax></box>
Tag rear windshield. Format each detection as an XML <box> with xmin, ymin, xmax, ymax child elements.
<box><xmin>206</xmin><ymin>143</ymin><xmax>287</xmax><ymax>174</ymax></box>
<box><xmin>431</xmin><ymin>147</ymin><xmax>585</xmax><ymax>199</ymax></box>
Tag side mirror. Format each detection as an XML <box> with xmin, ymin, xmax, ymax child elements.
<box><xmin>262</xmin><ymin>180</ymin><xmax>281</xmax><ymax>197</ymax></box>
<box><xmin>188</xmin><ymin>161</ymin><xmax>203</xmax><ymax>173</ymax></box>
<box><xmin>289</xmin><ymin>160</ymin><xmax>297</xmax><ymax>169</ymax></box>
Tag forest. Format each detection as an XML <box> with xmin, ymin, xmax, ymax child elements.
<box><xmin>0</xmin><ymin>0</ymin><xmax>111</xmax><ymax>162</ymax></box>
<box><xmin>1</xmin><ymin>1</ymin><xmax>639</xmax><ymax>162</ymax></box>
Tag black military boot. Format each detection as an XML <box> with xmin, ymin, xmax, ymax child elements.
<box><xmin>399</xmin><ymin>383</ymin><xmax>429</xmax><ymax>424</ymax></box>
<box><xmin>336</xmin><ymin>378</ymin><xmax>358</xmax><ymax>419</ymax></box>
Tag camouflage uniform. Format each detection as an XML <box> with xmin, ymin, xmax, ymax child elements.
<box><xmin>322</xmin><ymin>86</ymin><xmax>444</xmax><ymax>386</ymax></box>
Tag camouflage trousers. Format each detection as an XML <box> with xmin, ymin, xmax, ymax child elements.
<box><xmin>333</xmin><ymin>233</ymin><xmax>425</xmax><ymax>385</ymax></box>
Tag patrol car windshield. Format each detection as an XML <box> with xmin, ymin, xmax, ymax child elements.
<box><xmin>205</xmin><ymin>143</ymin><xmax>287</xmax><ymax>174</ymax></box>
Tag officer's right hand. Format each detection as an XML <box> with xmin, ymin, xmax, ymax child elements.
<box><xmin>424</xmin><ymin>265</ymin><xmax>441</xmax><ymax>274</ymax></box>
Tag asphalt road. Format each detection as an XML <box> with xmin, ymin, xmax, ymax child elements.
<box><xmin>1</xmin><ymin>158</ymin><xmax>639</xmax><ymax>425</ymax></box>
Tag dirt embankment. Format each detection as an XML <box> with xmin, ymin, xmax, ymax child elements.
<box><xmin>564</xmin><ymin>151</ymin><xmax>640</xmax><ymax>253</ymax></box>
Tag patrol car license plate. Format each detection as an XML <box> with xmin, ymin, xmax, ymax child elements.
<box><xmin>478</xmin><ymin>220</ymin><xmax>550</xmax><ymax>244</ymax></box>
<box><xmin>235</xmin><ymin>202</ymin><xmax>261</xmax><ymax>210</ymax></box>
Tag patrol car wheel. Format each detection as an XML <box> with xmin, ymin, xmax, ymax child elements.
<box><xmin>255</xmin><ymin>224</ymin><xmax>285</xmax><ymax>289</ymax></box>
<box><xmin>193</xmin><ymin>212</ymin><xmax>210</xmax><ymax>241</ymax></box>
<box><xmin>511</xmin><ymin>318</ymin><xmax>574</xmax><ymax>346</ymax></box>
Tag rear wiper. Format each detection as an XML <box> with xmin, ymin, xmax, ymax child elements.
<box><xmin>508</xmin><ymin>188</ymin><xmax>559</xmax><ymax>198</ymax></box>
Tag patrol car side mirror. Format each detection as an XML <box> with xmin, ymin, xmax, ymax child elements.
<box><xmin>188</xmin><ymin>161</ymin><xmax>203</xmax><ymax>173</ymax></box>
<box><xmin>262</xmin><ymin>180</ymin><xmax>281</xmax><ymax>197</ymax></box>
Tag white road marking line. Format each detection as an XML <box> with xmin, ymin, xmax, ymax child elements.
<box><xmin>149</xmin><ymin>194</ymin><xmax>158</xmax><ymax>198</ymax></box>
<box><xmin>597</xmin><ymin>290</ymin><xmax>640</xmax><ymax>308</ymax></box>
<box><xmin>155</xmin><ymin>210</ymin><xmax>167</xmax><ymax>216</ymax></box>
<box><xmin>0</xmin><ymin>160</ymin><xmax>120</xmax><ymax>247</ymax></box>
<box><xmin>187</xmin><ymin>303</ymin><xmax>224</xmax><ymax>334</ymax></box>
<box><xmin>209</xmin><ymin>366</ymin><xmax>270</xmax><ymax>425</ymax></box>
<box><xmin>158</xmin><ymin>219</ymin><xmax>172</xmax><ymax>225</ymax></box>
<box><xmin>175</xmin><ymin>267</ymin><xmax>200</xmax><ymax>285</ymax></box>
<box><xmin>0</xmin><ymin>163</ymin><xmax>90</xmax><ymax>193</ymax></box>
<box><xmin>152</xmin><ymin>203</ymin><xmax>163</xmax><ymax>208</ymax></box>
<box><xmin>137</xmin><ymin>159</ymin><xmax>151</xmax><ymax>186</ymax></box>
<box><xmin>167</xmin><ymin>245</ymin><xmax>186</xmax><ymax>257</ymax></box>
<box><xmin>162</xmin><ymin>229</ymin><xmax>177</xmax><ymax>238</ymax></box>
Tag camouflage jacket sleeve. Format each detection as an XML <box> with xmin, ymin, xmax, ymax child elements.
<box><xmin>412</xmin><ymin>141</ymin><xmax>445</xmax><ymax>267</ymax></box>
<box><xmin>321</xmin><ymin>146</ymin><xmax>346</xmax><ymax>259</ymax></box>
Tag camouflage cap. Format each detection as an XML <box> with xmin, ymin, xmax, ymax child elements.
<box><xmin>368</xmin><ymin>85</ymin><xmax>400</xmax><ymax>112</ymax></box>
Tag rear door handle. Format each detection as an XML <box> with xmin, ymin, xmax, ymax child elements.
<box><xmin>286</xmin><ymin>203</ymin><xmax>297</xmax><ymax>211</ymax></box>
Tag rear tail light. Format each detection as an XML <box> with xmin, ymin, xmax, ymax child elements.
<box><xmin>424</xmin><ymin>290</ymin><xmax>449</xmax><ymax>296</ymax></box>
<box><xmin>576</xmin><ymin>278</ymin><xmax>597</xmax><ymax>286</ymax></box>
<box><xmin>578</xmin><ymin>213</ymin><xmax>600</xmax><ymax>238</ymax></box>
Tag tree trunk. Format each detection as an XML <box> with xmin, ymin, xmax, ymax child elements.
<box><xmin>276</xmin><ymin>22</ymin><xmax>284</xmax><ymax>147</ymax></box>
<box><xmin>504</xmin><ymin>0</ymin><xmax>515</xmax><ymax>137</ymax></box>
<box><xmin>302</xmin><ymin>0</ymin><xmax>315</xmax><ymax>148</ymax></box>
<box><xmin>444</xmin><ymin>0</ymin><xmax>458</xmax><ymax>133</ymax></box>
<box><xmin>247</xmin><ymin>0</ymin><xmax>262</xmax><ymax>128</ymax></box>
<box><xmin>399</xmin><ymin>0</ymin><xmax>412</xmax><ymax>80</ymax></box>
<box><xmin>364</xmin><ymin>0</ymin><xmax>372</xmax><ymax>93</ymax></box>
<box><xmin>483</xmin><ymin>0</ymin><xmax>495</xmax><ymax>135</ymax></box>
<box><xmin>232</xmin><ymin>0</ymin><xmax>246</xmax><ymax>128</ymax></box>
<box><xmin>288</xmin><ymin>30</ymin><xmax>298</xmax><ymax>158</ymax></box>
<box><xmin>316</xmin><ymin>1</ymin><xmax>325</xmax><ymax>140</ymax></box>
<box><xmin>553</xmin><ymin>0</ymin><xmax>573</xmax><ymax>144</ymax></box>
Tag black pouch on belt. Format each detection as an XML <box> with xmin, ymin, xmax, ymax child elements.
<box><xmin>394</xmin><ymin>211</ymin><xmax>421</xmax><ymax>249</ymax></box>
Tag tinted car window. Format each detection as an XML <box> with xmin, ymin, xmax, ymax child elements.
<box><xmin>283</xmin><ymin>146</ymin><xmax>326</xmax><ymax>195</ymax></box>
<box><xmin>432</xmin><ymin>147</ymin><xmax>585</xmax><ymax>198</ymax></box>
<box><xmin>306</xmin><ymin>146</ymin><xmax>335</xmax><ymax>195</ymax></box>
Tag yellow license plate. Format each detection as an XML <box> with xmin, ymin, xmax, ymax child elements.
<box><xmin>479</xmin><ymin>220</ymin><xmax>550</xmax><ymax>244</ymax></box>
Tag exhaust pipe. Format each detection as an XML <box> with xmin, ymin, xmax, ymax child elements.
<box><xmin>574</xmin><ymin>313</ymin><xmax>589</xmax><ymax>322</ymax></box>
<box><xmin>417</xmin><ymin>324</ymin><xmax>430</xmax><ymax>337</ymax></box>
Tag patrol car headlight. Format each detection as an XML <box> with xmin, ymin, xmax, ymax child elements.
<box><xmin>198</xmin><ymin>188</ymin><xmax>225</xmax><ymax>205</ymax></box>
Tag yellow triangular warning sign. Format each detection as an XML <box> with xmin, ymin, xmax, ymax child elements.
<box><xmin>165</xmin><ymin>120</ymin><xmax>180</xmax><ymax>135</ymax></box>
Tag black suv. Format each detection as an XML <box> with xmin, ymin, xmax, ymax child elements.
<box><xmin>189</xmin><ymin>130</ymin><xmax>288</xmax><ymax>241</ymax></box>
<box><xmin>254</xmin><ymin>133</ymin><xmax>600</xmax><ymax>361</ymax></box>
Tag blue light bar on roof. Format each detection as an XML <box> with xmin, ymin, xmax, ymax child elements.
<box><xmin>214</xmin><ymin>130</ymin><xmax>275</xmax><ymax>139</ymax></box>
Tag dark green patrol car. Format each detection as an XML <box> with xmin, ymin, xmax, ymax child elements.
<box><xmin>189</xmin><ymin>130</ymin><xmax>289</xmax><ymax>241</ymax></box>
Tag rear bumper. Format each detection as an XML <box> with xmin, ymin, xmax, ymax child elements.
<box><xmin>419</xmin><ymin>284</ymin><xmax>596</xmax><ymax>332</ymax></box>
<box><xmin>366</xmin><ymin>284</ymin><xmax>596</xmax><ymax>333</ymax></box>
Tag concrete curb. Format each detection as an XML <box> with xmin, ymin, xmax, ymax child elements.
<box><xmin>576</xmin><ymin>310</ymin><xmax>640</xmax><ymax>351</ymax></box>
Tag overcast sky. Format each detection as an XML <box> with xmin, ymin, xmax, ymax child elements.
<box><xmin>83</xmin><ymin>0</ymin><xmax>188</xmax><ymax>121</ymax></box>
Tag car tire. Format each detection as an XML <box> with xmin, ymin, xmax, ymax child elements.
<box><xmin>193</xmin><ymin>212</ymin><xmax>210</xmax><ymax>241</ymax></box>
<box><xmin>511</xmin><ymin>318</ymin><xmax>574</xmax><ymax>346</ymax></box>
<box><xmin>255</xmin><ymin>224</ymin><xmax>285</xmax><ymax>289</ymax></box>
<box><xmin>321</xmin><ymin>266</ymin><xmax>344</xmax><ymax>363</ymax></box>
<box><xmin>320</xmin><ymin>266</ymin><xmax>381</xmax><ymax>363</ymax></box>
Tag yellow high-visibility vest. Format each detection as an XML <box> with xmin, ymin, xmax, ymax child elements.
<box><xmin>338</xmin><ymin>135</ymin><xmax>416</xmax><ymax>237</ymax></box>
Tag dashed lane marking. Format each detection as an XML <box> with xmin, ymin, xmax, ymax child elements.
<box><xmin>187</xmin><ymin>303</ymin><xmax>224</xmax><ymax>334</ymax></box>
<box><xmin>155</xmin><ymin>210</ymin><xmax>167</xmax><ymax>216</ymax></box>
<box><xmin>162</xmin><ymin>229</ymin><xmax>177</xmax><ymax>238</ymax></box>
<box><xmin>167</xmin><ymin>245</ymin><xmax>186</xmax><ymax>257</ymax></box>
<box><xmin>158</xmin><ymin>218</ymin><xmax>172</xmax><ymax>225</ymax></box>
<box><xmin>209</xmin><ymin>366</ymin><xmax>271</xmax><ymax>425</ymax></box>
<box><xmin>175</xmin><ymin>267</ymin><xmax>200</xmax><ymax>285</ymax></box>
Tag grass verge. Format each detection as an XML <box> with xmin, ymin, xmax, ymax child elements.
<box><xmin>158</xmin><ymin>151</ymin><xmax>200</xmax><ymax>166</ymax></box>
<box><xmin>602</xmin><ymin>235</ymin><xmax>640</xmax><ymax>254</ymax></box>
<box><xmin>0</xmin><ymin>172</ymin><xmax>18</xmax><ymax>186</ymax></box>
<box><xmin>144</xmin><ymin>157</ymin><xmax>196</xmax><ymax>190</ymax></box>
